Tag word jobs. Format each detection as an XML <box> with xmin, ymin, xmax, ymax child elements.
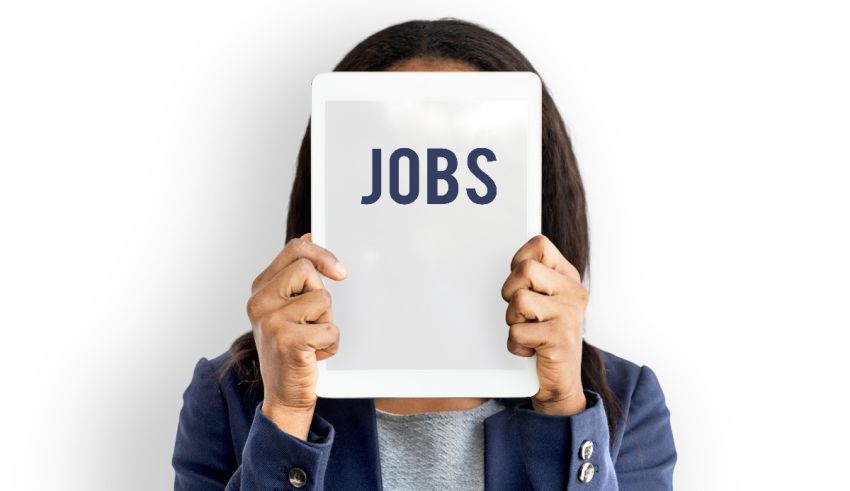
<box><xmin>360</xmin><ymin>147</ymin><xmax>498</xmax><ymax>205</ymax></box>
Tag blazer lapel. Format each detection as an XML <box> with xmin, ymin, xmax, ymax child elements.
<box><xmin>317</xmin><ymin>396</ymin><xmax>528</xmax><ymax>490</ymax></box>
<box><xmin>484</xmin><ymin>399</ymin><xmax>528</xmax><ymax>491</ymax></box>
<box><xmin>316</xmin><ymin>397</ymin><xmax>383</xmax><ymax>489</ymax></box>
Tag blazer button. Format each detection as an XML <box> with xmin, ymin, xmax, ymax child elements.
<box><xmin>579</xmin><ymin>440</ymin><xmax>595</xmax><ymax>460</ymax></box>
<box><xmin>578</xmin><ymin>462</ymin><xmax>596</xmax><ymax>483</ymax></box>
<box><xmin>288</xmin><ymin>467</ymin><xmax>308</xmax><ymax>488</ymax></box>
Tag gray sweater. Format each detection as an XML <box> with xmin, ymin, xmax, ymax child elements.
<box><xmin>374</xmin><ymin>398</ymin><xmax>509</xmax><ymax>490</ymax></box>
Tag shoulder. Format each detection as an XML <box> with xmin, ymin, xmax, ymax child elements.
<box><xmin>594</xmin><ymin>348</ymin><xmax>676</xmax><ymax>469</ymax></box>
<box><xmin>204</xmin><ymin>349</ymin><xmax>239</xmax><ymax>379</ymax></box>
<box><xmin>176</xmin><ymin>350</ymin><xmax>263</xmax><ymax>460</ymax></box>
<box><xmin>597</xmin><ymin>348</ymin><xmax>655</xmax><ymax>399</ymax></box>
<box><xmin>202</xmin><ymin>348</ymin><xmax>262</xmax><ymax>408</ymax></box>
<box><xmin>596</xmin><ymin>347</ymin><xmax>671</xmax><ymax>417</ymax></box>
<box><xmin>182</xmin><ymin>350</ymin><xmax>244</xmax><ymax>403</ymax></box>
<box><xmin>596</xmin><ymin>348</ymin><xmax>664</xmax><ymax>400</ymax></box>
<box><xmin>181</xmin><ymin>349</ymin><xmax>263</xmax><ymax>430</ymax></box>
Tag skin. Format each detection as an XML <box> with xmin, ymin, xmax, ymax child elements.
<box><xmin>246</xmin><ymin>57</ymin><xmax>588</xmax><ymax>441</ymax></box>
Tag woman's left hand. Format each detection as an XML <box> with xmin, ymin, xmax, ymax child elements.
<box><xmin>501</xmin><ymin>234</ymin><xmax>589</xmax><ymax>416</ymax></box>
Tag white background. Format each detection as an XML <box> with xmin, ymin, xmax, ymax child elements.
<box><xmin>1</xmin><ymin>1</ymin><xmax>848</xmax><ymax>489</ymax></box>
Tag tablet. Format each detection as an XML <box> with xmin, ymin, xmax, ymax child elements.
<box><xmin>311</xmin><ymin>71</ymin><xmax>541</xmax><ymax>398</ymax></box>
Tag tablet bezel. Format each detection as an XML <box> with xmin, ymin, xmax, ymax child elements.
<box><xmin>311</xmin><ymin>71</ymin><xmax>542</xmax><ymax>398</ymax></box>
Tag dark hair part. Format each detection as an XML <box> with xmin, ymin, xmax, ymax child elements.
<box><xmin>224</xmin><ymin>18</ymin><xmax>622</xmax><ymax>438</ymax></box>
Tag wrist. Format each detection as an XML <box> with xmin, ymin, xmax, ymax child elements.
<box><xmin>531</xmin><ymin>389</ymin><xmax>587</xmax><ymax>416</ymax></box>
<box><xmin>261</xmin><ymin>401</ymin><xmax>315</xmax><ymax>441</ymax></box>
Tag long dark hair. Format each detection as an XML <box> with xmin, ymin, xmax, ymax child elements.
<box><xmin>223</xmin><ymin>18</ymin><xmax>622</xmax><ymax>438</ymax></box>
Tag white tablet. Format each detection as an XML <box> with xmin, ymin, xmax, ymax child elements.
<box><xmin>311</xmin><ymin>71</ymin><xmax>542</xmax><ymax>398</ymax></box>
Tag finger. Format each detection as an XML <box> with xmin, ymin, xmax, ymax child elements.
<box><xmin>262</xmin><ymin>320</ymin><xmax>339</xmax><ymax>358</ymax></box>
<box><xmin>507</xmin><ymin>319</ymin><xmax>564</xmax><ymax>352</ymax></box>
<box><xmin>510</xmin><ymin>234</ymin><xmax>581</xmax><ymax>282</ymax></box>
<box><xmin>253</xmin><ymin>236</ymin><xmax>347</xmax><ymax>293</ymax></box>
<box><xmin>507</xmin><ymin>337</ymin><xmax>535</xmax><ymax>357</ymax></box>
<box><xmin>501</xmin><ymin>258</ymin><xmax>564</xmax><ymax>301</ymax></box>
<box><xmin>247</xmin><ymin>257</ymin><xmax>325</xmax><ymax>319</ymax></box>
<box><xmin>277</xmin><ymin>288</ymin><xmax>333</xmax><ymax>324</ymax></box>
<box><xmin>505</xmin><ymin>288</ymin><xmax>564</xmax><ymax>325</ymax></box>
<box><xmin>286</xmin><ymin>322</ymin><xmax>340</xmax><ymax>360</ymax></box>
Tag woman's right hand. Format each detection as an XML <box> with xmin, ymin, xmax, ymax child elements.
<box><xmin>246</xmin><ymin>232</ymin><xmax>347</xmax><ymax>440</ymax></box>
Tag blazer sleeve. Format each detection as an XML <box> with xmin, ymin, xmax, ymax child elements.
<box><xmin>512</xmin><ymin>390</ymin><xmax>618</xmax><ymax>490</ymax></box>
<box><xmin>510</xmin><ymin>365</ymin><xmax>676</xmax><ymax>490</ymax></box>
<box><xmin>613</xmin><ymin>365</ymin><xmax>677</xmax><ymax>490</ymax></box>
<box><xmin>172</xmin><ymin>357</ymin><xmax>336</xmax><ymax>490</ymax></box>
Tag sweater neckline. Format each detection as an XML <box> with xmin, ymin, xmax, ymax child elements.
<box><xmin>374</xmin><ymin>398</ymin><xmax>506</xmax><ymax>421</ymax></box>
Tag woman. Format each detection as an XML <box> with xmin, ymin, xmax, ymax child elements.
<box><xmin>173</xmin><ymin>18</ymin><xmax>676</xmax><ymax>490</ymax></box>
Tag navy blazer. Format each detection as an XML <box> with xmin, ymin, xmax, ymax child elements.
<box><xmin>172</xmin><ymin>349</ymin><xmax>676</xmax><ymax>490</ymax></box>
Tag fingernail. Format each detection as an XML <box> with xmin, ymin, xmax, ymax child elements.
<box><xmin>335</xmin><ymin>262</ymin><xmax>347</xmax><ymax>276</ymax></box>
